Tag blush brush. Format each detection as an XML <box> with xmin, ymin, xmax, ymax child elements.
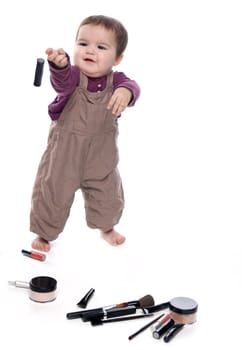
<box><xmin>115</xmin><ymin>294</ymin><xmax>154</xmax><ymax>308</ymax></box>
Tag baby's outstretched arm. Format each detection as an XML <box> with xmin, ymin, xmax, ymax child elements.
<box><xmin>45</xmin><ymin>48</ymin><xmax>68</xmax><ymax>68</ymax></box>
<box><xmin>107</xmin><ymin>87</ymin><xmax>132</xmax><ymax>116</ymax></box>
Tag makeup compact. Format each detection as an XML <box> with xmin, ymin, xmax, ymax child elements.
<box><xmin>168</xmin><ymin>296</ymin><xmax>198</xmax><ymax>324</ymax></box>
<box><xmin>8</xmin><ymin>276</ymin><xmax>57</xmax><ymax>303</ymax></box>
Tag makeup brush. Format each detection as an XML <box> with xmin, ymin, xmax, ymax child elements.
<box><xmin>91</xmin><ymin>313</ymin><xmax>154</xmax><ymax>326</ymax></box>
<box><xmin>66</xmin><ymin>294</ymin><xmax>154</xmax><ymax>320</ymax></box>
<box><xmin>82</xmin><ymin>303</ymin><xmax>151</xmax><ymax>323</ymax></box>
<box><xmin>128</xmin><ymin>313</ymin><xmax>165</xmax><ymax>340</ymax></box>
<box><xmin>116</xmin><ymin>294</ymin><xmax>154</xmax><ymax>308</ymax></box>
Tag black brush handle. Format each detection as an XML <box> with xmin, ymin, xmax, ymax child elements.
<box><xmin>145</xmin><ymin>301</ymin><xmax>170</xmax><ymax>313</ymax></box>
<box><xmin>103</xmin><ymin>313</ymin><xmax>153</xmax><ymax>323</ymax></box>
<box><xmin>92</xmin><ymin>313</ymin><xmax>154</xmax><ymax>326</ymax></box>
<box><xmin>82</xmin><ymin>305</ymin><xmax>136</xmax><ymax>322</ymax></box>
<box><xmin>128</xmin><ymin>313</ymin><xmax>165</xmax><ymax>340</ymax></box>
<box><xmin>66</xmin><ymin>308</ymin><xmax>102</xmax><ymax>319</ymax></box>
<box><xmin>106</xmin><ymin>305</ymin><xmax>136</xmax><ymax>318</ymax></box>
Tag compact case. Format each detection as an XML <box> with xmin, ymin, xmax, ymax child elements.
<box><xmin>169</xmin><ymin>296</ymin><xmax>198</xmax><ymax>324</ymax></box>
<box><xmin>8</xmin><ymin>276</ymin><xmax>57</xmax><ymax>303</ymax></box>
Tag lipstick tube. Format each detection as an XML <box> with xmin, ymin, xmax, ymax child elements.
<box><xmin>152</xmin><ymin>318</ymin><xmax>175</xmax><ymax>339</ymax></box>
<box><xmin>21</xmin><ymin>249</ymin><xmax>46</xmax><ymax>261</ymax></box>
<box><xmin>150</xmin><ymin>313</ymin><xmax>171</xmax><ymax>331</ymax></box>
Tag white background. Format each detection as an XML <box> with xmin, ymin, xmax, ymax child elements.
<box><xmin>1</xmin><ymin>1</ymin><xmax>242</xmax><ymax>349</ymax></box>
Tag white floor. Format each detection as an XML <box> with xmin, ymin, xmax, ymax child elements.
<box><xmin>1</xmin><ymin>193</ymin><xmax>242</xmax><ymax>349</ymax></box>
<box><xmin>1</xmin><ymin>1</ymin><xmax>242</xmax><ymax>349</ymax></box>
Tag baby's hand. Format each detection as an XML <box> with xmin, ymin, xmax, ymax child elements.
<box><xmin>45</xmin><ymin>48</ymin><xmax>68</xmax><ymax>68</ymax></box>
<box><xmin>107</xmin><ymin>87</ymin><xmax>132</xmax><ymax>116</ymax></box>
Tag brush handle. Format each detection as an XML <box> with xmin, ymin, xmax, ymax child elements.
<box><xmin>8</xmin><ymin>280</ymin><xmax>29</xmax><ymax>289</ymax></box>
<box><xmin>91</xmin><ymin>314</ymin><xmax>154</xmax><ymax>326</ymax></box>
<box><xmin>93</xmin><ymin>313</ymin><xmax>154</xmax><ymax>326</ymax></box>
<box><xmin>145</xmin><ymin>301</ymin><xmax>170</xmax><ymax>313</ymax></box>
<box><xmin>66</xmin><ymin>308</ymin><xmax>102</xmax><ymax>319</ymax></box>
<box><xmin>128</xmin><ymin>313</ymin><xmax>165</xmax><ymax>340</ymax></box>
<box><xmin>106</xmin><ymin>305</ymin><xmax>136</xmax><ymax>318</ymax></box>
<box><xmin>82</xmin><ymin>305</ymin><xmax>137</xmax><ymax>322</ymax></box>
<box><xmin>66</xmin><ymin>305</ymin><xmax>116</xmax><ymax>319</ymax></box>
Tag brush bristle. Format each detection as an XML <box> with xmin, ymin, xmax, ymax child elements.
<box><xmin>139</xmin><ymin>294</ymin><xmax>155</xmax><ymax>308</ymax></box>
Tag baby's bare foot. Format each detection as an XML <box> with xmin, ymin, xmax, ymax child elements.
<box><xmin>101</xmin><ymin>229</ymin><xmax>126</xmax><ymax>246</ymax></box>
<box><xmin>31</xmin><ymin>237</ymin><xmax>50</xmax><ymax>252</ymax></box>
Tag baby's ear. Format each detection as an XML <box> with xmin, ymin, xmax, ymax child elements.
<box><xmin>114</xmin><ymin>54</ymin><xmax>124</xmax><ymax>66</ymax></box>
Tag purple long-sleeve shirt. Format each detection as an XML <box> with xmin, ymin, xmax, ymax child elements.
<box><xmin>47</xmin><ymin>57</ymin><xmax>140</xmax><ymax>120</ymax></box>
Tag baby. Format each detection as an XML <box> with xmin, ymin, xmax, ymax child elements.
<box><xmin>30</xmin><ymin>15</ymin><xmax>140</xmax><ymax>252</ymax></box>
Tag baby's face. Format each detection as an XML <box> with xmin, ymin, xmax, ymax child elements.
<box><xmin>74</xmin><ymin>24</ymin><xmax>122</xmax><ymax>77</ymax></box>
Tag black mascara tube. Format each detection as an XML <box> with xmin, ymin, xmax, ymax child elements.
<box><xmin>33</xmin><ymin>58</ymin><xmax>45</xmax><ymax>86</ymax></box>
<box><xmin>163</xmin><ymin>323</ymin><xmax>184</xmax><ymax>342</ymax></box>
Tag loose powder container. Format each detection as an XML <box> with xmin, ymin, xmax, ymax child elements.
<box><xmin>169</xmin><ymin>296</ymin><xmax>198</xmax><ymax>324</ymax></box>
<box><xmin>8</xmin><ymin>276</ymin><xmax>57</xmax><ymax>303</ymax></box>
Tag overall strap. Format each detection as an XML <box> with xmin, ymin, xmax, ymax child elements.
<box><xmin>79</xmin><ymin>71</ymin><xmax>88</xmax><ymax>88</ymax></box>
<box><xmin>106</xmin><ymin>71</ymin><xmax>114</xmax><ymax>88</ymax></box>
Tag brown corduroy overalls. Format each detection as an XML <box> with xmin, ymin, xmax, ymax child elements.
<box><xmin>30</xmin><ymin>71</ymin><xmax>124</xmax><ymax>241</ymax></box>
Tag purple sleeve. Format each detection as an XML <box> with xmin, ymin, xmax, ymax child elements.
<box><xmin>48</xmin><ymin>55</ymin><xmax>80</xmax><ymax>95</ymax></box>
<box><xmin>48</xmin><ymin>95</ymin><xmax>70</xmax><ymax>121</ymax></box>
<box><xmin>113</xmin><ymin>71</ymin><xmax>141</xmax><ymax>106</ymax></box>
<box><xmin>47</xmin><ymin>55</ymin><xmax>80</xmax><ymax>120</ymax></box>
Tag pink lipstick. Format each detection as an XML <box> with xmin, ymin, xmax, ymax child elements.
<box><xmin>21</xmin><ymin>249</ymin><xmax>46</xmax><ymax>261</ymax></box>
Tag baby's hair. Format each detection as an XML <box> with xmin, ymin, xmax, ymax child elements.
<box><xmin>76</xmin><ymin>15</ymin><xmax>128</xmax><ymax>58</ymax></box>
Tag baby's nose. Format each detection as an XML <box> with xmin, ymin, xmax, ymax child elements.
<box><xmin>86</xmin><ymin>45</ymin><xmax>95</xmax><ymax>54</ymax></box>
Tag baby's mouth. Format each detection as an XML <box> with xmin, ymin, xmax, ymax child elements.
<box><xmin>84</xmin><ymin>58</ymin><xmax>95</xmax><ymax>63</ymax></box>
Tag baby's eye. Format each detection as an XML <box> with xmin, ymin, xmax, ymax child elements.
<box><xmin>97</xmin><ymin>45</ymin><xmax>107</xmax><ymax>50</ymax></box>
<box><xmin>78</xmin><ymin>42</ymin><xmax>87</xmax><ymax>46</ymax></box>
